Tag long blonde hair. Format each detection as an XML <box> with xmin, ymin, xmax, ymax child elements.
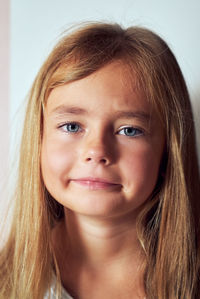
<box><xmin>0</xmin><ymin>22</ymin><xmax>200</xmax><ymax>299</ymax></box>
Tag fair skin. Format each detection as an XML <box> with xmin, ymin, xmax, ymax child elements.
<box><xmin>41</xmin><ymin>62</ymin><xmax>165</xmax><ymax>299</ymax></box>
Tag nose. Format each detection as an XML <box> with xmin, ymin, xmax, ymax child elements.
<box><xmin>80</xmin><ymin>135</ymin><xmax>114</xmax><ymax>166</ymax></box>
<box><xmin>85</xmin><ymin>148</ymin><xmax>110</xmax><ymax>165</ymax></box>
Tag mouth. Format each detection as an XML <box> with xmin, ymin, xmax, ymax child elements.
<box><xmin>70</xmin><ymin>177</ymin><xmax>122</xmax><ymax>190</ymax></box>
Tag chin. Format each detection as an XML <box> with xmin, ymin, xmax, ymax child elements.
<box><xmin>61</xmin><ymin>194</ymin><xmax>142</xmax><ymax>220</ymax></box>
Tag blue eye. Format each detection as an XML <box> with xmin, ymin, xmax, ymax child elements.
<box><xmin>61</xmin><ymin>123</ymin><xmax>80</xmax><ymax>133</ymax></box>
<box><xmin>118</xmin><ymin>127</ymin><xmax>143</xmax><ymax>137</ymax></box>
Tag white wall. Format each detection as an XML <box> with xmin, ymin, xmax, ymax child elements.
<box><xmin>10</xmin><ymin>0</ymin><xmax>200</xmax><ymax>116</ymax></box>
<box><xmin>0</xmin><ymin>0</ymin><xmax>10</xmax><ymax>227</ymax></box>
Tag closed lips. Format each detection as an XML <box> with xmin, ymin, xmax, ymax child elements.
<box><xmin>71</xmin><ymin>177</ymin><xmax>120</xmax><ymax>184</ymax></box>
<box><xmin>70</xmin><ymin>178</ymin><xmax>122</xmax><ymax>189</ymax></box>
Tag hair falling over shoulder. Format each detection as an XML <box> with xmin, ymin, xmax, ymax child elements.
<box><xmin>0</xmin><ymin>22</ymin><xmax>200</xmax><ymax>299</ymax></box>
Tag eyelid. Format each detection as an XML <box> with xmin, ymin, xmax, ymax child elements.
<box><xmin>57</xmin><ymin>122</ymin><xmax>146</xmax><ymax>137</ymax></box>
<box><xmin>57</xmin><ymin>121</ymin><xmax>80</xmax><ymax>128</ymax></box>
<box><xmin>58</xmin><ymin>121</ymin><xmax>83</xmax><ymax>133</ymax></box>
<box><xmin>117</xmin><ymin>125</ymin><xmax>145</xmax><ymax>137</ymax></box>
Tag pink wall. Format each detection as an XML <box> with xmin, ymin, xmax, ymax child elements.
<box><xmin>0</xmin><ymin>0</ymin><xmax>9</xmax><ymax>191</ymax></box>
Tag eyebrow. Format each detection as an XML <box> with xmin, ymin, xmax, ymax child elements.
<box><xmin>51</xmin><ymin>105</ymin><xmax>151</xmax><ymax>121</ymax></box>
<box><xmin>114</xmin><ymin>110</ymin><xmax>150</xmax><ymax>121</ymax></box>
<box><xmin>52</xmin><ymin>105</ymin><xmax>87</xmax><ymax>115</ymax></box>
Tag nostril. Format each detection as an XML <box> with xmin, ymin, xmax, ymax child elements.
<box><xmin>100</xmin><ymin>158</ymin><xmax>107</xmax><ymax>164</ymax></box>
<box><xmin>85</xmin><ymin>156</ymin><xmax>109</xmax><ymax>164</ymax></box>
<box><xmin>86</xmin><ymin>157</ymin><xmax>92</xmax><ymax>162</ymax></box>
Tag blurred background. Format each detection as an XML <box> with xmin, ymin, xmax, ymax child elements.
<box><xmin>0</xmin><ymin>0</ymin><xmax>200</xmax><ymax>224</ymax></box>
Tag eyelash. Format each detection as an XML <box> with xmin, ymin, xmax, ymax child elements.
<box><xmin>117</xmin><ymin>126</ymin><xmax>143</xmax><ymax>137</ymax></box>
<box><xmin>58</xmin><ymin>122</ymin><xmax>82</xmax><ymax>133</ymax></box>
<box><xmin>58</xmin><ymin>122</ymin><xmax>144</xmax><ymax>137</ymax></box>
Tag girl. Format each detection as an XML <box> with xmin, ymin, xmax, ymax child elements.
<box><xmin>0</xmin><ymin>22</ymin><xmax>200</xmax><ymax>299</ymax></box>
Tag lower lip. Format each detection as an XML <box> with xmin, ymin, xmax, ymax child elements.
<box><xmin>70</xmin><ymin>180</ymin><xmax>121</xmax><ymax>190</ymax></box>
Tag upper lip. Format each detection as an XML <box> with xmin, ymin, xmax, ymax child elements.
<box><xmin>70</xmin><ymin>177</ymin><xmax>121</xmax><ymax>185</ymax></box>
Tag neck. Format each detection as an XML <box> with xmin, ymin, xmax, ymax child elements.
<box><xmin>53</xmin><ymin>208</ymin><xmax>144</xmax><ymax>269</ymax></box>
<box><xmin>52</xmin><ymin>209</ymin><xmax>145</xmax><ymax>298</ymax></box>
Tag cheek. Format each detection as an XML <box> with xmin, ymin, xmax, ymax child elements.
<box><xmin>121</xmin><ymin>144</ymin><xmax>162</xmax><ymax>195</ymax></box>
<box><xmin>41</xmin><ymin>138</ymin><xmax>74</xmax><ymax>185</ymax></box>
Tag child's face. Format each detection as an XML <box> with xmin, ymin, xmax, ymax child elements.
<box><xmin>41</xmin><ymin>62</ymin><xmax>165</xmax><ymax>219</ymax></box>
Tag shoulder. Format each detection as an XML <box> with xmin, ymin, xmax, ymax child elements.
<box><xmin>44</xmin><ymin>277</ymin><xmax>74</xmax><ymax>299</ymax></box>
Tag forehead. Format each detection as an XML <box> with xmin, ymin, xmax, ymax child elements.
<box><xmin>45</xmin><ymin>61</ymin><xmax>152</xmax><ymax>116</ymax></box>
